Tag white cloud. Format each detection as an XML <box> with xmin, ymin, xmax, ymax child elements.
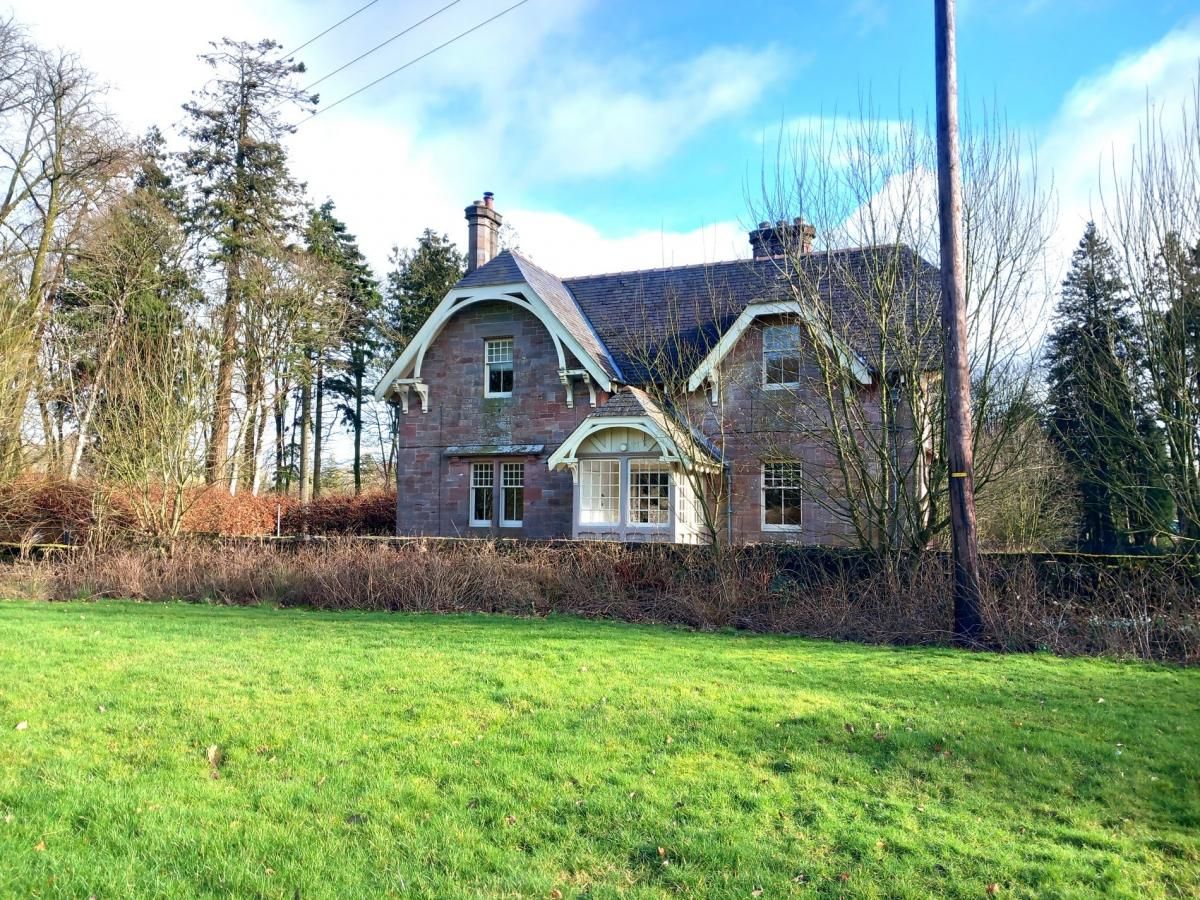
<box><xmin>1039</xmin><ymin>17</ymin><xmax>1200</xmax><ymax>270</ymax></box>
<box><xmin>503</xmin><ymin>210</ymin><xmax>749</xmax><ymax>276</ymax></box>
<box><xmin>513</xmin><ymin>45</ymin><xmax>791</xmax><ymax>180</ymax></box>
<box><xmin>10</xmin><ymin>0</ymin><xmax>781</xmax><ymax>280</ymax></box>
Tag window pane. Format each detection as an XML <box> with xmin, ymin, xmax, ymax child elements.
<box><xmin>630</xmin><ymin>462</ymin><xmax>670</xmax><ymax>526</ymax></box>
<box><xmin>763</xmin><ymin>324</ymin><xmax>802</xmax><ymax>386</ymax></box>
<box><xmin>488</xmin><ymin>365</ymin><xmax>513</xmax><ymax>394</ymax></box>
<box><xmin>485</xmin><ymin>339</ymin><xmax>514</xmax><ymax>395</ymax></box>
<box><xmin>763</xmin><ymin>324</ymin><xmax>800</xmax><ymax>351</ymax></box>
<box><xmin>762</xmin><ymin>462</ymin><xmax>802</xmax><ymax>528</ymax></box>
<box><xmin>501</xmin><ymin>463</ymin><xmax>524</xmax><ymax>525</ymax></box>
<box><xmin>486</xmin><ymin>339</ymin><xmax>513</xmax><ymax>363</ymax></box>
<box><xmin>580</xmin><ymin>459</ymin><xmax>619</xmax><ymax>525</ymax></box>
<box><xmin>471</xmin><ymin>463</ymin><xmax>493</xmax><ymax>524</ymax></box>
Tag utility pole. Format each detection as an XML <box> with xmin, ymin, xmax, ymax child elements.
<box><xmin>934</xmin><ymin>0</ymin><xmax>983</xmax><ymax>645</ymax></box>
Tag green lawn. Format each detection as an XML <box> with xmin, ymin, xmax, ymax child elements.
<box><xmin>0</xmin><ymin>602</ymin><xmax>1197</xmax><ymax>898</ymax></box>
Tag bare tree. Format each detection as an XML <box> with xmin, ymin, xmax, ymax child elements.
<box><xmin>1104</xmin><ymin>76</ymin><xmax>1200</xmax><ymax>547</ymax></box>
<box><xmin>0</xmin><ymin>26</ymin><xmax>125</xmax><ymax>477</ymax></box>
<box><xmin>90</xmin><ymin>320</ymin><xmax>212</xmax><ymax>541</ymax></box>
<box><xmin>750</xmin><ymin>98</ymin><xmax>1053</xmax><ymax>556</ymax></box>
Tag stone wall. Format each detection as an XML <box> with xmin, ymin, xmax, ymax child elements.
<box><xmin>394</xmin><ymin>300</ymin><xmax>603</xmax><ymax>539</ymax></box>
<box><xmin>681</xmin><ymin>314</ymin><xmax>887</xmax><ymax>547</ymax></box>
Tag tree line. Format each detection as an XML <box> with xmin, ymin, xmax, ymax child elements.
<box><xmin>0</xmin><ymin>22</ymin><xmax>464</xmax><ymax>532</ymax></box>
<box><xmin>0</xmin><ymin>14</ymin><xmax>1194</xmax><ymax>554</ymax></box>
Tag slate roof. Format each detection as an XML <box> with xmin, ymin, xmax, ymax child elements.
<box><xmin>455</xmin><ymin>250</ymin><xmax>620</xmax><ymax>380</ymax></box>
<box><xmin>453</xmin><ymin>245</ymin><xmax>941</xmax><ymax>386</ymax></box>
<box><xmin>564</xmin><ymin>247</ymin><xmax>941</xmax><ymax>382</ymax></box>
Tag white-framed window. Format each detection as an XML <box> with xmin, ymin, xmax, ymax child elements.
<box><xmin>762</xmin><ymin>462</ymin><xmax>803</xmax><ymax>530</ymax></box>
<box><xmin>763</xmin><ymin>323</ymin><xmax>802</xmax><ymax>388</ymax></box>
<box><xmin>470</xmin><ymin>462</ymin><xmax>494</xmax><ymax>526</ymax></box>
<box><xmin>500</xmin><ymin>462</ymin><xmax>524</xmax><ymax>527</ymax></box>
<box><xmin>628</xmin><ymin>461</ymin><xmax>671</xmax><ymax>526</ymax></box>
<box><xmin>579</xmin><ymin>459</ymin><xmax>620</xmax><ymax>525</ymax></box>
<box><xmin>484</xmin><ymin>338</ymin><xmax>514</xmax><ymax>397</ymax></box>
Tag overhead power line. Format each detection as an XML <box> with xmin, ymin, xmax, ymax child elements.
<box><xmin>301</xmin><ymin>0</ymin><xmax>531</xmax><ymax>124</ymax></box>
<box><xmin>301</xmin><ymin>0</ymin><xmax>466</xmax><ymax>94</ymax></box>
<box><xmin>282</xmin><ymin>0</ymin><xmax>385</xmax><ymax>58</ymax></box>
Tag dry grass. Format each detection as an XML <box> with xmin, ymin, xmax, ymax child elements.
<box><xmin>4</xmin><ymin>540</ymin><xmax>1195</xmax><ymax>664</ymax></box>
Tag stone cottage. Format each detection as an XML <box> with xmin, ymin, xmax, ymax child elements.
<box><xmin>375</xmin><ymin>194</ymin><xmax>939</xmax><ymax>545</ymax></box>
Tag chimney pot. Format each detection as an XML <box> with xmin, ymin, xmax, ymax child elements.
<box><xmin>749</xmin><ymin>217</ymin><xmax>816</xmax><ymax>259</ymax></box>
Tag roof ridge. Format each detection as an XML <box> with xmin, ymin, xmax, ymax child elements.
<box><xmin>508</xmin><ymin>248</ymin><xmax>565</xmax><ymax>281</ymax></box>
<box><xmin>561</xmin><ymin>242</ymin><xmax>923</xmax><ymax>283</ymax></box>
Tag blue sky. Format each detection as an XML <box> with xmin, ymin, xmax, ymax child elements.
<box><xmin>12</xmin><ymin>0</ymin><xmax>1200</xmax><ymax>277</ymax></box>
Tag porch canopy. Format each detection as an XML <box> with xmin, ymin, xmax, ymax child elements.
<box><xmin>547</xmin><ymin>388</ymin><xmax>721</xmax><ymax>543</ymax></box>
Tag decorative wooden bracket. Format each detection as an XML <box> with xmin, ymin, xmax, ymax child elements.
<box><xmin>558</xmin><ymin>368</ymin><xmax>597</xmax><ymax>409</ymax></box>
<box><xmin>394</xmin><ymin>378</ymin><xmax>429</xmax><ymax>414</ymax></box>
<box><xmin>704</xmin><ymin>371</ymin><xmax>720</xmax><ymax>405</ymax></box>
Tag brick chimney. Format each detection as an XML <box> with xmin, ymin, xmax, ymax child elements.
<box><xmin>749</xmin><ymin>218</ymin><xmax>816</xmax><ymax>259</ymax></box>
<box><xmin>465</xmin><ymin>191</ymin><xmax>503</xmax><ymax>273</ymax></box>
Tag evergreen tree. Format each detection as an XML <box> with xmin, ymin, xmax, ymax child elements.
<box><xmin>374</xmin><ymin>230</ymin><xmax>464</xmax><ymax>482</ymax></box>
<box><xmin>305</xmin><ymin>201</ymin><xmax>381</xmax><ymax>495</ymax></box>
<box><xmin>180</xmin><ymin>38</ymin><xmax>316</xmax><ymax>487</ymax></box>
<box><xmin>1044</xmin><ymin>223</ymin><xmax>1171</xmax><ymax>551</ymax></box>
<box><xmin>56</xmin><ymin>181</ymin><xmax>197</xmax><ymax>479</ymax></box>
<box><xmin>382</xmin><ymin>230</ymin><xmax>465</xmax><ymax>349</ymax></box>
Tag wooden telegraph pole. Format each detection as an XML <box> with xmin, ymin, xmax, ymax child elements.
<box><xmin>934</xmin><ymin>0</ymin><xmax>984</xmax><ymax>645</ymax></box>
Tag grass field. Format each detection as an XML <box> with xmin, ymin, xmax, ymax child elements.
<box><xmin>0</xmin><ymin>601</ymin><xmax>1197</xmax><ymax>898</ymax></box>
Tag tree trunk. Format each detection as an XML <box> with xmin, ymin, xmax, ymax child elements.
<box><xmin>298</xmin><ymin>375</ymin><xmax>312</xmax><ymax>505</ymax></box>
<box><xmin>312</xmin><ymin>356</ymin><xmax>324</xmax><ymax>499</ymax></box>
<box><xmin>935</xmin><ymin>0</ymin><xmax>983</xmax><ymax>645</ymax></box>
<box><xmin>207</xmin><ymin>259</ymin><xmax>240</xmax><ymax>486</ymax></box>
<box><xmin>239</xmin><ymin>363</ymin><xmax>263</xmax><ymax>494</ymax></box>
<box><xmin>67</xmin><ymin>314</ymin><xmax>125</xmax><ymax>481</ymax></box>
<box><xmin>273</xmin><ymin>374</ymin><xmax>287</xmax><ymax>493</ymax></box>
<box><xmin>205</xmin><ymin>85</ymin><xmax>251</xmax><ymax>487</ymax></box>
<box><xmin>353</xmin><ymin>364</ymin><xmax>363</xmax><ymax>495</ymax></box>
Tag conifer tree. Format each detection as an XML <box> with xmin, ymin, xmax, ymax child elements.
<box><xmin>382</xmin><ymin>230</ymin><xmax>465</xmax><ymax>349</ymax></box>
<box><xmin>180</xmin><ymin>38</ymin><xmax>316</xmax><ymax>487</ymax></box>
<box><xmin>305</xmin><ymin>201</ymin><xmax>381</xmax><ymax>495</ymax></box>
<box><xmin>1045</xmin><ymin>223</ymin><xmax>1171</xmax><ymax>551</ymax></box>
<box><xmin>375</xmin><ymin>230</ymin><xmax>464</xmax><ymax>478</ymax></box>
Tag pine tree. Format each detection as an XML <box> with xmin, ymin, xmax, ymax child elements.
<box><xmin>1045</xmin><ymin>223</ymin><xmax>1171</xmax><ymax>551</ymax></box>
<box><xmin>305</xmin><ymin>201</ymin><xmax>381</xmax><ymax>495</ymax></box>
<box><xmin>375</xmin><ymin>230</ymin><xmax>464</xmax><ymax>481</ymax></box>
<box><xmin>382</xmin><ymin>230</ymin><xmax>465</xmax><ymax>349</ymax></box>
<box><xmin>180</xmin><ymin>38</ymin><xmax>316</xmax><ymax>487</ymax></box>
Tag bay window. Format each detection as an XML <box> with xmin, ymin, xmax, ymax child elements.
<box><xmin>628</xmin><ymin>461</ymin><xmax>670</xmax><ymax>525</ymax></box>
<box><xmin>579</xmin><ymin>459</ymin><xmax>620</xmax><ymax>525</ymax></box>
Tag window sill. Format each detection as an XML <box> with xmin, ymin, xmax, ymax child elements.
<box><xmin>761</xmin><ymin>524</ymin><xmax>803</xmax><ymax>532</ymax></box>
<box><xmin>761</xmin><ymin>382</ymin><xmax>801</xmax><ymax>391</ymax></box>
<box><xmin>484</xmin><ymin>392</ymin><xmax>513</xmax><ymax>399</ymax></box>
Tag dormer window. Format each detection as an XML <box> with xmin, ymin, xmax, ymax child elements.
<box><xmin>763</xmin><ymin>324</ymin><xmax>802</xmax><ymax>388</ymax></box>
<box><xmin>484</xmin><ymin>338</ymin><xmax>514</xmax><ymax>397</ymax></box>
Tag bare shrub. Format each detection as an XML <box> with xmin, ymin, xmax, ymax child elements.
<box><xmin>13</xmin><ymin>539</ymin><xmax>1195</xmax><ymax>663</ymax></box>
